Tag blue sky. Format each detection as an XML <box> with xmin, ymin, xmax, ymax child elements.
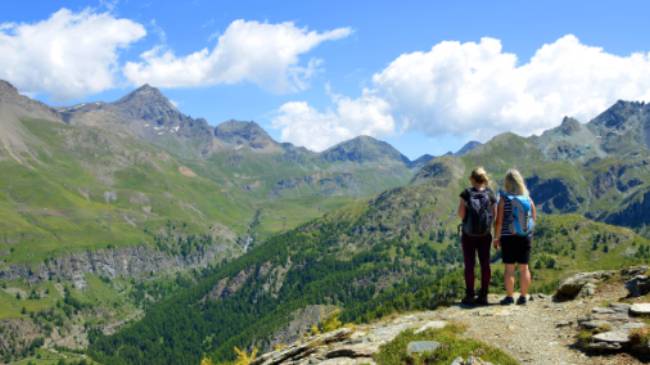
<box><xmin>2</xmin><ymin>1</ymin><xmax>650</xmax><ymax>158</ymax></box>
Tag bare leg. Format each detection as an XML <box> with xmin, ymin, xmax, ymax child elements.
<box><xmin>504</xmin><ymin>264</ymin><xmax>515</xmax><ymax>297</ymax></box>
<box><xmin>519</xmin><ymin>264</ymin><xmax>531</xmax><ymax>296</ymax></box>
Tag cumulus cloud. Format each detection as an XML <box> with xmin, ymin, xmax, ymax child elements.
<box><xmin>272</xmin><ymin>92</ymin><xmax>395</xmax><ymax>151</ymax></box>
<box><xmin>123</xmin><ymin>20</ymin><xmax>352</xmax><ymax>93</ymax></box>
<box><xmin>0</xmin><ymin>8</ymin><xmax>146</xmax><ymax>100</ymax></box>
<box><xmin>273</xmin><ymin>35</ymin><xmax>650</xmax><ymax>150</ymax></box>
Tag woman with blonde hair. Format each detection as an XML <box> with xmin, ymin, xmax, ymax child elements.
<box><xmin>457</xmin><ymin>167</ymin><xmax>497</xmax><ymax>306</ymax></box>
<box><xmin>494</xmin><ymin>169</ymin><xmax>537</xmax><ymax>305</ymax></box>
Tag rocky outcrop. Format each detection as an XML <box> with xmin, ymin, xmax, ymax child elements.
<box><xmin>0</xmin><ymin>241</ymin><xmax>232</xmax><ymax>287</ymax></box>
<box><xmin>627</xmin><ymin>275</ymin><xmax>650</xmax><ymax>297</ymax></box>
<box><xmin>554</xmin><ymin>270</ymin><xmax>615</xmax><ymax>301</ymax></box>
<box><xmin>605</xmin><ymin>189</ymin><xmax>650</xmax><ymax>228</ymax></box>
<box><xmin>577</xmin><ymin>302</ymin><xmax>649</xmax><ymax>356</ymax></box>
<box><xmin>251</xmin><ymin>317</ymin><xmax>451</xmax><ymax>365</ymax></box>
<box><xmin>206</xmin><ymin>268</ymin><xmax>253</xmax><ymax>301</ymax></box>
<box><xmin>268</xmin><ymin>305</ymin><xmax>338</xmax><ymax>349</ymax></box>
<box><xmin>527</xmin><ymin>176</ymin><xmax>580</xmax><ymax>214</ymax></box>
<box><xmin>0</xmin><ymin>318</ymin><xmax>43</xmax><ymax>362</ymax></box>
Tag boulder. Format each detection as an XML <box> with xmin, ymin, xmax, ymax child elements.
<box><xmin>625</xmin><ymin>275</ymin><xmax>650</xmax><ymax>297</ymax></box>
<box><xmin>630</xmin><ymin>303</ymin><xmax>650</xmax><ymax>316</ymax></box>
<box><xmin>554</xmin><ymin>271</ymin><xmax>614</xmax><ymax>301</ymax></box>
<box><xmin>406</xmin><ymin>340</ymin><xmax>440</xmax><ymax>355</ymax></box>
<box><xmin>621</xmin><ymin>265</ymin><xmax>648</xmax><ymax>278</ymax></box>
<box><xmin>593</xmin><ymin>330</ymin><xmax>631</xmax><ymax>344</ymax></box>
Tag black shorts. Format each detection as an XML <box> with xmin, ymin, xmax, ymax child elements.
<box><xmin>500</xmin><ymin>235</ymin><xmax>532</xmax><ymax>264</ymax></box>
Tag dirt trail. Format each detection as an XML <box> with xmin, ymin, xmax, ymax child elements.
<box><xmin>432</xmin><ymin>286</ymin><xmax>641</xmax><ymax>365</ymax></box>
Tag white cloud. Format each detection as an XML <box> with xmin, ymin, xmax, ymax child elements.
<box><xmin>272</xmin><ymin>92</ymin><xmax>395</xmax><ymax>151</ymax></box>
<box><xmin>123</xmin><ymin>19</ymin><xmax>352</xmax><ymax>93</ymax></box>
<box><xmin>273</xmin><ymin>35</ymin><xmax>650</xmax><ymax>150</ymax></box>
<box><xmin>374</xmin><ymin>34</ymin><xmax>650</xmax><ymax>138</ymax></box>
<box><xmin>0</xmin><ymin>8</ymin><xmax>146</xmax><ymax>100</ymax></box>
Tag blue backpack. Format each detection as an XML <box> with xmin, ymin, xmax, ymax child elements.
<box><xmin>504</xmin><ymin>193</ymin><xmax>534</xmax><ymax>236</ymax></box>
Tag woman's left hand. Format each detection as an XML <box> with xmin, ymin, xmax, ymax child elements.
<box><xmin>492</xmin><ymin>238</ymin><xmax>500</xmax><ymax>250</ymax></box>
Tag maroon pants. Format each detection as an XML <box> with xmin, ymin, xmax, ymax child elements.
<box><xmin>461</xmin><ymin>233</ymin><xmax>492</xmax><ymax>297</ymax></box>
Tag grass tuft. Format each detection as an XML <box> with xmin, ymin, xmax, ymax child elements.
<box><xmin>374</xmin><ymin>323</ymin><xmax>518</xmax><ymax>365</ymax></box>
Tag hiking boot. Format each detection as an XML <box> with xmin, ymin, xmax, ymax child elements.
<box><xmin>475</xmin><ymin>295</ymin><xmax>489</xmax><ymax>306</ymax></box>
<box><xmin>499</xmin><ymin>296</ymin><xmax>514</xmax><ymax>305</ymax></box>
<box><xmin>461</xmin><ymin>295</ymin><xmax>475</xmax><ymax>306</ymax></box>
<box><xmin>516</xmin><ymin>295</ymin><xmax>528</xmax><ymax>305</ymax></box>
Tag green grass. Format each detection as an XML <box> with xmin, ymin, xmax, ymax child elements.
<box><xmin>374</xmin><ymin>324</ymin><xmax>519</xmax><ymax>365</ymax></box>
<box><xmin>0</xmin><ymin>281</ymin><xmax>61</xmax><ymax>318</ymax></box>
<box><xmin>0</xmin><ymin>118</ymin><xmax>412</xmax><ymax>266</ymax></box>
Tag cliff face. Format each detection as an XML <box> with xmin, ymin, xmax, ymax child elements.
<box><xmin>0</xmin><ymin>241</ymin><xmax>236</xmax><ymax>288</ymax></box>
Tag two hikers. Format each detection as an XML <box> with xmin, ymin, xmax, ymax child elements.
<box><xmin>458</xmin><ymin>167</ymin><xmax>537</xmax><ymax>306</ymax></box>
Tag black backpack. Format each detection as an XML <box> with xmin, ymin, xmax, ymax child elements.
<box><xmin>462</xmin><ymin>189</ymin><xmax>493</xmax><ymax>237</ymax></box>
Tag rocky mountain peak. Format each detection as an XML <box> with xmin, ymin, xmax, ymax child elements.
<box><xmin>0</xmin><ymin>80</ymin><xmax>19</xmax><ymax>99</ymax></box>
<box><xmin>409</xmin><ymin>154</ymin><xmax>435</xmax><ymax>169</ymax></box>
<box><xmin>214</xmin><ymin>120</ymin><xmax>277</xmax><ymax>150</ymax></box>
<box><xmin>114</xmin><ymin>84</ymin><xmax>174</xmax><ymax>110</ymax></box>
<box><xmin>590</xmin><ymin>100</ymin><xmax>648</xmax><ymax>130</ymax></box>
<box><xmin>320</xmin><ymin>135</ymin><xmax>410</xmax><ymax>164</ymax></box>
<box><xmin>558</xmin><ymin>116</ymin><xmax>582</xmax><ymax>135</ymax></box>
<box><xmin>111</xmin><ymin>84</ymin><xmax>187</xmax><ymax>127</ymax></box>
<box><xmin>454</xmin><ymin>140</ymin><xmax>482</xmax><ymax>156</ymax></box>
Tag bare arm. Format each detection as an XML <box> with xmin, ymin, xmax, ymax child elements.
<box><xmin>457</xmin><ymin>198</ymin><xmax>466</xmax><ymax>220</ymax></box>
<box><xmin>493</xmin><ymin>199</ymin><xmax>504</xmax><ymax>248</ymax></box>
<box><xmin>530</xmin><ymin>199</ymin><xmax>537</xmax><ymax>221</ymax></box>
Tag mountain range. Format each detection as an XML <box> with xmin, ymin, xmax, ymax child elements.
<box><xmin>2</xmin><ymin>79</ymin><xmax>650</xmax><ymax>364</ymax></box>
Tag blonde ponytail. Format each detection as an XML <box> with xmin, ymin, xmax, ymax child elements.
<box><xmin>504</xmin><ymin>169</ymin><xmax>529</xmax><ymax>196</ymax></box>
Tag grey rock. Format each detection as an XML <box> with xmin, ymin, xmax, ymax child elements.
<box><xmin>622</xmin><ymin>322</ymin><xmax>646</xmax><ymax>330</ymax></box>
<box><xmin>252</xmin><ymin>328</ymin><xmax>352</xmax><ymax>365</ymax></box>
<box><xmin>587</xmin><ymin>341</ymin><xmax>623</xmax><ymax>351</ymax></box>
<box><xmin>592</xmin><ymin>307</ymin><xmax>616</xmax><ymax>315</ymax></box>
<box><xmin>592</xmin><ymin>330</ymin><xmax>630</xmax><ymax>344</ymax></box>
<box><xmin>579</xmin><ymin>320</ymin><xmax>612</xmax><ymax>330</ymax></box>
<box><xmin>0</xmin><ymin>241</ymin><xmax>232</xmax><ymax>284</ymax></box>
<box><xmin>406</xmin><ymin>340</ymin><xmax>440</xmax><ymax>355</ymax></box>
<box><xmin>325</xmin><ymin>343</ymin><xmax>376</xmax><ymax>359</ymax></box>
<box><xmin>621</xmin><ymin>265</ymin><xmax>648</xmax><ymax>278</ymax></box>
<box><xmin>609</xmin><ymin>303</ymin><xmax>631</xmax><ymax>313</ymax></box>
<box><xmin>268</xmin><ymin>305</ymin><xmax>336</xmax><ymax>349</ymax></box>
<box><xmin>630</xmin><ymin>303</ymin><xmax>650</xmax><ymax>316</ymax></box>
<box><xmin>626</xmin><ymin>275</ymin><xmax>650</xmax><ymax>297</ymax></box>
<box><xmin>579</xmin><ymin>282</ymin><xmax>597</xmax><ymax>298</ymax></box>
<box><xmin>554</xmin><ymin>271</ymin><xmax>614</xmax><ymax>301</ymax></box>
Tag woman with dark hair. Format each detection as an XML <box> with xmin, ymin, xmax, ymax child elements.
<box><xmin>457</xmin><ymin>167</ymin><xmax>497</xmax><ymax>306</ymax></box>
